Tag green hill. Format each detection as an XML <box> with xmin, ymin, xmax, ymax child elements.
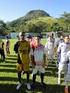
<box><xmin>8</xmin><ymin>10</ymin><xmax>70</xmax><ymax>33</ymax></box>
<box><xmin>9</xmin><ymin>10</ymin><xmax>50</xmax><ymax>27</ymax></box>
<box><xmin>8</xmin><ymin>10</ymin><xmax>52</xmax><ymax>32</ymax></box>
<box><xmin>23</xmin><ymin>10</ymin><xmax>50</xmax><ymax>20</ymax></box>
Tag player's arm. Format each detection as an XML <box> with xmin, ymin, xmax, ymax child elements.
<box><xmin>14</xmin><ymin>41</ymin><xmax>22</xmax><ymax>64</ymax></box>
<box><xmin>14</xmin><ymin>41</ymin><xmax>19</xmax><ymax>54</ymax></box>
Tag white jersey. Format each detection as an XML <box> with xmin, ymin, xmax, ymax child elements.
<box><xmin>55</xmin><ymin>37</ymin><xmax>64</xmax><ymax>48</ymax></box>
<box><xmin>57</xmin><ymin>42</ymin><xmax>70</xmax><ymax>63</ymax></box>
<box><xmin>30</xmin><ymin>44</ymin><xmax>46</xmax><ymax>66</ymax></box>
<box><xmin>55</xmin><ymin>37</ymin><xmax>60</xmax><ymax>47</ymax></box>
<box><xmin>45</xmin><ymin>39</ymin><xmax>54</xmax><ymax>55</ymax></box>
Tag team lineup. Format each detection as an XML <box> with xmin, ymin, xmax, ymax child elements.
<box><xmin>0</xmin><ymin>32</ymin><xmax>70</xmax><ymax>93</ymax></box>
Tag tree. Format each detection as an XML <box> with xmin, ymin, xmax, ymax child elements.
<box><xmin>51</xmin><ymin>22</ymin><xmax>63</xmax><ymax>32</ymax></box>
<box><xmin>61</xmin><ymin>12</ymin><xmax>70</xmax><ymax>32</ymax></box>
<box><xmin>0</xmin><ymin>20</ymin><xmax>10</xmax><ymax>35</ymax></box>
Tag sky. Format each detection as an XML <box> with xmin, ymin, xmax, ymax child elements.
<box><xmin>0</xmin><ymin>0</ymin><xmax>70</xmax><ymax>22</ymax></box>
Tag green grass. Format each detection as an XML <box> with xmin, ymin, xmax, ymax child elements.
<box><xmin>0</xmin><ymin>39</ymin><xmax>67</xmax><ymax>93</ymax></box>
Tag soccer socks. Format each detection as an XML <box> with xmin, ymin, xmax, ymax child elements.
<box><xmin>16</xmin><ymin>72</ymin><xmax>22</xmax><ymax>90</ymax></box>
<box><xmin>58</xmin><ymin>70</ymin><xmax>61</xmax><ymax>84</ymax></box>
<box><xmin>33</xmin><ymin>74</ymin><xmax>36</xmax><ymax>84</ymax></box>
<box><xmin>33</xmin><ymin>73</ymin><xmax>44</xmax><ymax>84</ymax></box>
<box><xmin>26</xmin><ymin>72</ymin><xmax>30</xmax><ymax>83</ymax></box>
<box><xmin>41</xmin><ymin>73</ymin><xmax>44</xmax><ymax>84</ymax></box>
<box><xmin>26</xmin><ymin>72</ymin><xmax>31</xmax><ymax>90</ymax></box>
<box><xmin>18</xmin><ymin>72</ymin><xmax>21</xmax><ymax>83</ymax></box>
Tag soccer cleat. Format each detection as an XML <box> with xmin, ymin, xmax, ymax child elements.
<box><xmin>27</xmin><ymin>83</ymin><xmax>31</xmax><ymax>90</ymax></box>
<box><xmin>16</xmin><ymin>83</ymin><xmax>22</xmax><ymax>90</ymax></box>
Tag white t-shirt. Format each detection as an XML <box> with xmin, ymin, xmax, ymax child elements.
<box><xmin>57</xmin><ymin>42</ymin><xmax>70</xmax><ymax>63</ymax></box>
<box><xmin>45</xmin><ymin>40</ymin><xmax>54</xmax><ymax>55</ymax></box>
<box><xmin>30</xmin><ymin>44</ymin><xmax>46</xmax><ymax>65</ymax></box>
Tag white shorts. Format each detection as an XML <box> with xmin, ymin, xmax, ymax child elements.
<box><xmin>32</xmin><ymin>66</ymin><xmax>45</xmax><ymax>75</ymax></box>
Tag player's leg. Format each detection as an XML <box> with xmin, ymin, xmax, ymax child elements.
<box><xmin>16</xmin><ymin>64</ymin><xmax>22</xmax><ymax>90</ymax></box>
<box><xmin>24</xmin><ymin>62</ymin><xmax>31</xmax><ymax>90</ymax></box>
<box><xmin>41</xmin><ymin>73</ymin><xmax>44</xmax><ymax>84</ymax></box>
<box><xmin>32</xmin><ymin>68</ymin><xmax>37</xmax><ymax>84</ymax></box>
<box><xmin>58</xmin><ymin>70</ymin><xmax>61</xmax><ymax>84</ymax></box>
<box><xmin>58</xmin><ymin>63</ymin><xmax>65</xmax><ymax>84</ymax></box>
<box><xmin>18</xmin><ymin>71</ymin><xmax>22</xmax><ymax>83</ymax></box>
<box><xmin>26</xmin><ymin>71</ymin><xmax>31</xmax><ymax>90</ymax></box>
<box><xmin>58</xmin><ymin>63</ymin><xmax>63</xmax><ymax>84</ymax></box>
<box><xmin>32</xmin><ymin>67</ymin><xmax>37</xmax><ymax>87</ymax></box>
<box><xmin>39</xmin><ymin>66</ymin><xmax>45</xmax><ymax>85</ymax></box>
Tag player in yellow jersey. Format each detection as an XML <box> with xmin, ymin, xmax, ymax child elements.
<box><xmin>14</xmin><ymin>32</ymin><xmax>31</xmax><ymax>90</ymax></box>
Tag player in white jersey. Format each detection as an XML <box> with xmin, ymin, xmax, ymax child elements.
<box><xmin>45</xmin><ymin>35</ymin><xmax>55</xmax><ymax>64</ymax></box>
<box><xmin>57</xmin><ymin>35</ymin><xmax>69</xmax><ymax>84</ymax></box>
<box><xmin>30</xmin><ymin>36</ymin><xmax>46</xmax><ymax>87</ymax></box>
<box><xmin>64</xmin><ymin>51</ymin><xmax>70</xmax><ymax>93</ymax></box>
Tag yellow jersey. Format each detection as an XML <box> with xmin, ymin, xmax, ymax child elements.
<box><xmin>18</xmin><ymin>40</ymin><xmax>30</xmax><ymax>64</ymax></box>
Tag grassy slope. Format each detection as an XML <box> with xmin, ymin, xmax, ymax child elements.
<box><xmin>0</xmin><ymin>39</ymin><xmax>66</xmax><ymax>93</ymax></box>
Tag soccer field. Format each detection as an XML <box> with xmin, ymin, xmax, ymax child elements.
<box><xmin>0</xmin><ymin>39</ymin><xmax>66</xmax><ymax>93</ymax></box>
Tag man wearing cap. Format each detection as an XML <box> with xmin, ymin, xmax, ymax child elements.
<box><xmin>14</xmin><ymin>32</ymin><xmax>31</xmax><ymax>90</ymax></box>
